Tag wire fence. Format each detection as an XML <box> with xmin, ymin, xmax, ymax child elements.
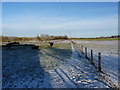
<box><xmin>72</xmin><ymin>41</ymin><xmax>103</xmax><ymax>72</ymax></box>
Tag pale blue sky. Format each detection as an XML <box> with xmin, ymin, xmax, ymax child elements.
<box><xmin>2</xmin><ymin>2</ymin><xmax>118</xmax><ymax>37</ymax></box>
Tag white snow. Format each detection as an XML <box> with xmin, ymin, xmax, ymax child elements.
<box><xmin>74</xmin><ymin>40</ymin><xmax>119</xmax><ymax>88</ymax></box>
<box><xmin>2</xmin><ymin>41</ymin><xmax>115</xmax><ymax>88</ymax></box>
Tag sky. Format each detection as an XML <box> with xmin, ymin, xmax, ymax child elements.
<box><xmin>2</xmin><ymin>2</ymin><xmax>118</xmax><ymax>38</ymax></box>
<box><xmin>0</xmin><ymin>2</ymin><xmax>2</xmax><ymax>36</ymax></box>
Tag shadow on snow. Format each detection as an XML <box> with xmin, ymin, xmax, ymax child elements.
<box><xmin>2</xmin><ymin>46</ymin><xmax>52</xmax><ymax>88</ymax></box>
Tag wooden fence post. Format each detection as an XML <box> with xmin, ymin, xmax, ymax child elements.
<box><xmin>85</xmin><ymin>47</ymin><xmax>87</xmax><ymax>58</ymax></box>
<box><xmin>98</xmin><ymin>52</ymin><xmax>102</xmax><ymax>72</ymax></box>
<box><xmin>81</xmin><ymin>45</ymin><xmax>83</xmax><ymax>54</ymax></box>
<box><xmin>91</xmin><ymin>50</ymin><xmax>94</xmax><ymax>65</ymax></box>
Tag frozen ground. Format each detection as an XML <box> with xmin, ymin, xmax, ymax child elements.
<box><xmin>2</xmin><ymin>41</ymin><xmax>113</xmax><ymax>88</ymax></box>
<box><xmin>74</xmin><ymin>40</ymin><xmax>119</xmax><ymax>87</ymax></box>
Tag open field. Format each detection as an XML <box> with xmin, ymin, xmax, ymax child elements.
<box><xmin>2</xmin><ymin>42</ymin><xmax>72</xmax><ymax>88</ymax></box>
<box><xmin>1</xmin><ymin>36</ymin><xmax>119</xmax><ymax>43</ymax></box>
<box><xmin>1</xmin><ymin>40</ymin><xmax>118</xmax><ymax>88</ymax></box>
<box><xmin>74</xmin><ymin>40</ymin><xmax>119</xmax><ymax>87</ymax></box>
<box><xmin>70</xmin><ymin>38</ymin><xmax>120</xmax><ymax>41</ymax></box>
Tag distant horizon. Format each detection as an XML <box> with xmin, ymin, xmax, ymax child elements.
<box><xmin>2</xmin><ymin>2</ymin><xmax>118</xmax><ymax>38</ymax></box>
<box><xmin>1</xmin><ymin>34</ymin><xmax>119</xmax><ymax>38</ymax></box>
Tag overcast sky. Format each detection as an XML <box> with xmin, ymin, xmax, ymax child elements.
<box><xmin>2</xmin><ymin>2</ymin><xmax>118</xmax><ymax>38</ymax></box>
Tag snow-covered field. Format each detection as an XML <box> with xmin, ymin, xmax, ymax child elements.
<box><xmin>74</xmin><ymin>40</ymin><xmax>119</xmax><ymax>87</ymax></box>
<box><xmin>2</xmin><ymin>41</ymin><xmax>117</xmax><ymax>88</ymax></box>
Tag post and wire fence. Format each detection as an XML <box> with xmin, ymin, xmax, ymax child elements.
<box><xmin>72</xmin><ymin>41</ymin><xmax>103</xmax><ymax>72</ymax></box>
<box><xmin>71</xmin><ymin>41</ymin><xmax>119</xmax><ymax>88</ymax></box>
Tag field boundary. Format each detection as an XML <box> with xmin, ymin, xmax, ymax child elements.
<box><xmin>71</xmin><ymin>40</ymin><xmax>118</xmax><ymax>88</ymax></box>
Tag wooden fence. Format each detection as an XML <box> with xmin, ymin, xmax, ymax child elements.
<box><xmin>72</xmin><ymin>41</ymin><xmax>103</xmax><ymax>72</ymax></box>
<box><xmin>71</xmin><ymin>41</ymin><xmax>119</xmax><ymax>88</ymax></box>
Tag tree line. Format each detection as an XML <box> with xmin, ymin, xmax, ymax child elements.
<box><xmin>1</xmin><ymin>34</ymin><xmax>68</xmax><ymax>42</ymax></box>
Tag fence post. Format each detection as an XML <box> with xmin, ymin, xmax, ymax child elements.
<box><xmin>98</xmin><ymin>52</ymin><xmax>102</xmax><ymax>72</ymax></box>
<box><xmin>85</xmin><ymin>47</ymin><xmax>87</xmax><ymax>58</ymax></box>
<box><xmin>91</xmin><ymin>50</ymin><xmax>94</xmax><ymax>65</ymax></box>
<box><xmin>81</xmin><ymin>45</ymin><xmax>83</xmax><ymax>54</ymax></box>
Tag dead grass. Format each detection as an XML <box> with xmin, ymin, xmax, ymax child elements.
<box><xmin>38</xmin><ymin>42</ymin><xmax>72</xmax><ymax>70</ymax></box>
